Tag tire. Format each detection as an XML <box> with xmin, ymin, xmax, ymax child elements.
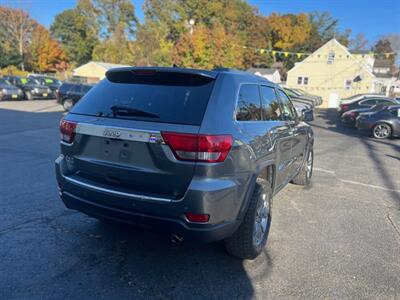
<box><xmin>372</xmin><ymin>123</ymin><xmax>391</xmax><ymax>139</ymax></box>
<box><xmin>292</xmin><ymin>147</ymin><xmax>313</xmax><ymax>186</ymax></box>
<box><xmin>25</xmin><ymin>91</ymin><xmax>33</xmax><ymax>101</ymax></box>
<box><xmin>63</xmin><ymin>99</ymin><xmax>74</xmax><ymax>111</ymax></box>
<box><xmin>224</xmin><ymin>179</ymin><xmax>272</xmax><ymax>260</ymax></box>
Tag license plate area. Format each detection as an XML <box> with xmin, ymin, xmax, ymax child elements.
<box><xmin>102</xmin><ymin>139</ymin><xmax>132</xmax><ymax>162</ymax></box>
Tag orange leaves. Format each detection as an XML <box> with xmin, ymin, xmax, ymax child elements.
<box><xmin>29</xmin><ymin>25</ymin><xmax>67</xmax><ymax>72</ymax></box>
<box><xmin>173</xmin><ymin>23</ymin><xmax>244</xmax><ymax>69</ymax></box>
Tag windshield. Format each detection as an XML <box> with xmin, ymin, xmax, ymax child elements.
<box><xmin>71</xmin><ymin>72</ymin><xmax>215</xmax><ymax>125</ymax></box>
<box><xmin>19</xmin><ymin>78</ymin><xmax>39</xmax><ymax>85</ymax></box>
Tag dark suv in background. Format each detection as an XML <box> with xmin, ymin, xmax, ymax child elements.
<box><xmin>56</xmin><ymin>82</ymin><xmax>93</xmax><ymax>111</ymax></box>
<box><xmin>55</xmin><ymin>67</ymin><xmax>314</xmax><ymax>259</ymax></box>
<box><xmin>0</xmin><ymin>78</ymin><xmax>23</xmax><ymax>101</ymax></box>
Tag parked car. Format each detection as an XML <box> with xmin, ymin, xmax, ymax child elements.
<box><xmin>337</xmin><ymin>97</ymin><xmax>397</xmax><ymax>118</ymax></box>
<box><xmin>341</xmin><ymin>103</ymin><xmax>395</xmax><ymax>127</ymax></box>
<box><xmin>284</xmin><ymin>88</ymin><xmax>317</xmax><ymax>107</ymax></box>
<box><xmin>0</xmin><ymin>78</ymin><xmax>23</xmax><ymax>101</ymax></box>
<box><xmin>55</xmin><ymin>67</ymin><xmax>314</xmax><ymax>259</ymax></box>
<box><xmin>340</xmin><ymin>93</ymin><xmax>387</xmax><ymax>104</ymax></box>
<box><xmin>4</xmin><ymin>75</ymin><xmax>52</xmax><ymax>100</ymax></box>
<box><xmin>28</xmin><ymin>74</ymin><xmax>62</xmax><ymax>96</ymax></box>
<box><xmin>56</xmin><ymin>82</ymin><xmax>93</xmax><ymax>111</ymax></box>
<box><xmin>291</xmin><ymin>100</ymin><xmax>314</xmax><ymax>121</ymax></box>
<box><xmin>356</xmin><ymin>105</ymin><xmax>400</xmax><ymax>139</ymax></box>
<box><xmin>290</xmin><ymin>88</ymin><xmax>323</xmax><ymax>106</ymax></box>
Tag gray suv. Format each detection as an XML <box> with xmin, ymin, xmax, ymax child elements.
<box><xmin>55</xmin><ymin>67</ymin><xmax>314</xmax><ymax>259</ymax></box>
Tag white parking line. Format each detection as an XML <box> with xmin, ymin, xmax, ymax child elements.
<box><xmin>314</xmin><ymin>167</ymin><xmax>400</xmax><ymax>194</ymax></box>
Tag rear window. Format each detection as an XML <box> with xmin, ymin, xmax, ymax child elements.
<box><xmin>71</xmin><ymin>72</ymin><xmax>215</xmax><ymax>125</ymax></box>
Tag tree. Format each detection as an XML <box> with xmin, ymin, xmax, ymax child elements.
<box><xmin>173</xmin><ymin>22</ymin><xmax>244</xmax><ymax>69</ymax></box>
<box><xmin>374</xmin><ymin>38</ymin><xmax>396</xmax><ymax>71</ymax></box>
<box><xmin>28</xmin><ymin>25</ymin><xmax>67</xmax><ymax>72</ymax></box>
<box><xmin>306</xmin><ymin>11</ymin><xmax>351</xmax><ymax>50</ymax></box>
<box><xmin>92</xmin><ymin>0</ymin><xmax>137</xmax><ymax>38</ymax></box>
<box><xmin>50</xmin><ymin>8</ymin><xmax>98</xmax><ymax>65</ymax></box>
<box><xmin>266</xmin><ymin>13</ymin><xmax>312</xmax><ymax>50</ymax></box>
<box><xmin>350</xmin><ymin>33</ymin><xmax>369</xmax><ymax>51</ymax></box>
<box><xmin>92</xmin><ymin>23</ymin><xmax>133</xmax><ymax>64</ymax></box>
<box><xmin>0</xmin><ymin>6</ymin><xmax>37</xmax><ymax>70</ymax></box>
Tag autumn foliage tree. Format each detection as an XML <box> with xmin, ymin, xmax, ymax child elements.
<box><xmin>173</xmin><ymin>22</ymin><xmax>244</xmax><ymax>69</ymax></box>
<box><xmin>28</xmin><ymin>25</ymin><xmax>66</xmax><ymax>72</ymax></box>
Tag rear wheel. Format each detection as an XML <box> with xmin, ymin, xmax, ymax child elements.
<box><xmin>292</xmin><ymin>147</ymin><xmax>313</xmax><ymax>186</ymax></box>
<box><xmin>372</xmin><ymin>123</ymin><xmax>391</xmax><ymax>139</ymax></box>
<box><xmin>63</xmin><ymin>99</ymin><xmax>74</xmax><ymax>111</ymax></box>
<box><xmin>224</xmin><ymin>179</ymin><xmax>272</xmax><ymax>260</ymax></box>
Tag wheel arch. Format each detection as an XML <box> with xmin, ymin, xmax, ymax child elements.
<box><xmin>236</xmin><ymin>161</ymin><xmax>276</xmax><ymax>222</ymax></box>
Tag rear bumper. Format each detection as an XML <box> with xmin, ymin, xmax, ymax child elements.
<box><xmin>60</xmin><ymin>191</ymin><xmax>239</xmax><ymax>242</ymax></box>
<box><xmin>55</xmin><ymin>156</ymin><xmax>243</xmax><ymax>243</ymax></box>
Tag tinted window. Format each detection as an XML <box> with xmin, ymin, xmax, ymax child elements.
<box><xmin>71</xmin><ymin>72</ymin><xmax>215</xmax><ymax>126</ymax></box>
<box><xmin>376</xmin><ymin>99</ymin><xmax>394</xmax><ymax>105</ymax></box>
<box><xmin>360</xmin><ymin>99</ymin><xmax>376</xmax><ymax>106</ymax></box>
<box><xmin>390</xmin><ymin>108</ymin><xmax>400</xmax><ymax>117</ymax></box>
<box><xmin>236</xmin><ymin>84</ymin><xmax>262</xmax><ymax>121</ymax></box>
<box><xmin>277</xmin><ymin>89</ymin><xmax>296</xmax><ymax>121</ymax></box>
<box><xmin>260</xmin><ymin>86</ymin><xmax>281</xmax><ymax>121</ymax></box>
<box><xmin>59</xmin><ymin>83</ymin><xmax>73</xmax><ymax>93</ymax></box>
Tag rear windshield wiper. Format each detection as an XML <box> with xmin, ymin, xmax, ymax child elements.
<box><xmin>109</xmin><ymin>105</ymin><xmax>160</xmax><ymax>119</ymax></box>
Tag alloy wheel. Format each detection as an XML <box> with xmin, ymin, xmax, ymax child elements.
<box><xmin>373</xmin><ymin>124</ymin><xmax>391</xmax><ymax>139</ymax></box>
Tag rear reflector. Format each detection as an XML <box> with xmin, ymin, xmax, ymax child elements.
<box><xmin>161</xmin><ymin>132</ymin><xmax>232</xmax><ymax>163</ymax></box>
<box><xmin>60</xmin><ymin>119</ymin><xmax>77</xmax><ymax>144</ymax></box>
<box><xmin>185</xmin><ymin>213</ymin><xmax>210</xmax><ymax>223</ymax></box>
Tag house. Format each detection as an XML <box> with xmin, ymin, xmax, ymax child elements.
<box><xmin>247</xmin><ymin>68</ymin><xmax>281</xmax><ymax>83</ymax></box>
<box><xmin>286</xmin><ymin>39</ymin><xmax>387</xmax><ymax>108</ymax></box>
<box><xmin>73</xmin><ymin>61</ymin><xmax>130</xmax><ymax>83</ymax></box>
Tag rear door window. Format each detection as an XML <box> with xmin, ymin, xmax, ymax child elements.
<box><xmin>260</xmin><ymin>86</ymin><xmax>281</xmax><ymax>121</ymax></box>
<box><xmin>71</xmin><ymin>72</ymin><xmax>215</xmax><ymax>126</ymax></box>
<box><xmin>236</xmin><ymin>84</ymin><xmax>262</xmax><ymax>121</ymax></box>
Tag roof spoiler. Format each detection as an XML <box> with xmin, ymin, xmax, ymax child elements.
<box><xmin>106</xmin><ymin>66</ymin><xmax>218</xmax><ymax>83</ymax></box>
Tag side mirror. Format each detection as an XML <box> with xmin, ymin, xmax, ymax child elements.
<box><xmin>301</xmin><ymin>110</ymin><xmax>314</xmax><ymax>122</ymax></box>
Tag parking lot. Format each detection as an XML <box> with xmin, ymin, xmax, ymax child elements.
<box><xmin>1</xmin><ymin>100</ymin><xmax>399</xmax><ymax>299</ymax></box>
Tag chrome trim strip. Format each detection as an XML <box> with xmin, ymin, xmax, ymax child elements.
<box><xmin>75</xmin><ymin>123</ymin><xmax>165</xmax><ymax>144</ymax></box>
<box><xmin>63</xmin><ymin>175</ymin><xmax>172</xmax><ymax>203</ymax></box>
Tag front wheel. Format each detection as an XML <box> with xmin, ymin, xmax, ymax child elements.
<box><xmin>224</xmin><ymin>179</ymin><xmax>272</xmax><ymax>259</ymax></box>
<box><xmin>372</xmin><ymin>123</ymin><xmax>391</xmax><ymax>139</ymax></box>
<box><xmin>292</xmin><ymin>148</ymin><xmax>313</xmax><ymax>186</ymax></box>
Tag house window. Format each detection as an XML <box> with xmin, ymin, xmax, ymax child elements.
<box><xmin>297</xmin><ymin>77</ymin><xmax>309</xmax><ymax>85</ymax></box>
<box><xmin>297</xmin><ymin>77</ymin><xmax>302</xmax><ymax>85</ymax></box>
<box><xmin>345</xmin><ymin>80</ymin><xmax>352</xmax><ymax>90</ymax></box>
<box><xmin>327</xmin><ymin>51</ymin><xmax>335</xmax><ymax>64</ymax></box>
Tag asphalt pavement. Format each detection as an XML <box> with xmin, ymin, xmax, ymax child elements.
<box><xmin>0</xmin><ymin>101</ymin><xmax>399</xmax><ymax>299</ymax></box>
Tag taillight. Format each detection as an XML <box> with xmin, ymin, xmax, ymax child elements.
<box><xmin>55</xmin><ymin>89</ymin><xmax>60</xmax><ymax>98</ymax></box>
<box><xmin>161</xmin><ymin>132</ymin><xmax>233</xmax><ymax>163</ymax></box>
<box><xmin>341</xmin><ymin>104</ymin><xmax>349</xmax><ymax>111</ymax></box>
<box><xmin>60</xmin><ymin>119</ymin><xmax>77</xmax><ymax>143</ymax></box>
<box><xmin>348</xmin><ymin>111</ymin><xmax>356</xmax><ymax>118</ymax></box>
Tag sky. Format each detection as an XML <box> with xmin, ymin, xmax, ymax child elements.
<box><xmin>2</xmin><ymin>0</ymin><xmax>400</xmax><ymax>47</ymax></box>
